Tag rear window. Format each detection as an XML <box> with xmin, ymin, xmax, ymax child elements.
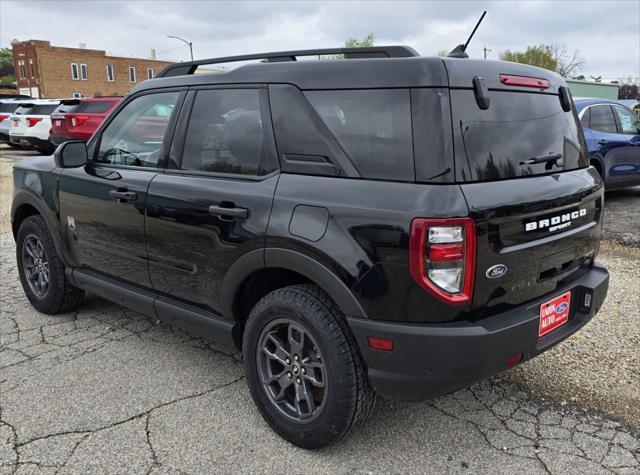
<box><xmin>53</xmin><ymin>102</ymin><xmax>80</xmax><ymax>115</ymax></box>
<box><xmin>15</xmin><ymin>105</ymin><xmax>34</xmax><ymax>115</ymax></box>
<box><xmin>75</xmin><ymin>101</ymin><xmax>117</xmax><ymax>114</ymax></box>
<box><xmin>21</xmin><ymin>104</ymin><xmax>59</xmax><ymax>115</ymax></box>
<box><xmin>451</xmin><ymin>91</ymin><xmax>588</xmax><ymax>181</ymax></box>
<box><xmin>305</xmin><ymin>89</ymin><xmax>414</xmax><ymax>181</ymax></box>
<box><xmin>0</xmin><ymin>102</ymin><xmax>20</xmax><ymax>113</ymax></box>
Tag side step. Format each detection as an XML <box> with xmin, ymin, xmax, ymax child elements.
<box><xmin>69</xmin><ymin>269</ymin><xmax>236</xmax><ymax>351</ymax></box>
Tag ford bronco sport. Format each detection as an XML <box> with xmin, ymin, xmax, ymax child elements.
<box><xmin>11</xmin><ymin>46</ymin><xmax>609</xmax><ymax>449</ymax></box>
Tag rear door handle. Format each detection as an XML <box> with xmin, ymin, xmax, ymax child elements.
<box><xmin>109</xmin><ymin>189</ymin><xmax>137</xmax><ymax>202</ymax></box>
<box><xmin>209</xmin><ymin>205</ymin><xmax>248</xmax><ymax>220</ymax></box>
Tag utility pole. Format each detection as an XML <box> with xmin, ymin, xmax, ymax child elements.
<box><xmin>483</xmin><ymin>46</ymin><xmax>492</xmax><ymax>59</ymax></box>
<box><xmin>167</xmin><ymin>35</ymin><xmax>194</xmax><ymax>61</ymax></box>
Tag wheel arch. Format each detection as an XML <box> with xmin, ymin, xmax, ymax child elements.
<box><xmin>11</xmin><ymin>190</ymin><xmax>69</xmax><ymax>266</ymax></box>
<box><xmin>221</xmin><ymin>248</ymin><xmax>368</xmax><ymax>349</ymax></box>
<box><xmin>589</xmin><ymin>155</ymin><xmax>605</xmax><ymax>179</ymax></box>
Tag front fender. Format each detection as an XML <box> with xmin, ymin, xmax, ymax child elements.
<box><xmin>11</xmin><ymin>187</ymin><xmax>70</xmax><ymax>267</ymax></box>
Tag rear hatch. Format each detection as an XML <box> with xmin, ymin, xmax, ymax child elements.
<box><xmin>57</xmin><ymin>99</ymin><xmax>120</xmax><ymax>140</ymax></box>
<box><xmin>12</xmin><ymin>103</ymin><xmax>58</xmax><ymax>138</ymax></box>
<box><xmin>51</xmin><ymin>100</ymin><xmax>81</xmax><ymax>136</ymax></box>
<box><xmin>444</xmin><ymin>59</ymin><xmax>603</xmax><ymax>318</ymax></box>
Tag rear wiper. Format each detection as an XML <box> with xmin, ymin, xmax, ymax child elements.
<box><xmin>520</xmin><ymin>153</ymin><xmax>564</xmax><ymax>167</ymax></box>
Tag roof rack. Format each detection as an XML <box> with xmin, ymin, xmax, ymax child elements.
<box><xmin>156</xmin><ymin>45</ymin><xmax>419</xmax><ymax>78</ymax></box>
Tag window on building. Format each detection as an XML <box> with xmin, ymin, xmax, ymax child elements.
<box><xmin>72</xmin><ymin>92</ymin><xmax>84</xmax><ymax>99</ymax></box>
<box><xmin>29</xmin><ymin>59</ymin><xmax>35</xmax><ymax>78</ymax></box>
<box><xmin>80</xmin><ymin>63</ymin><xmax>88</xmax><ymax>81</ymax></box>
<box><xmin>71</xmin><ymin>63</ymin><xmax>79</xmax><ymax>80</ymax></box>
<box><xmin>181</xmin><ymin>89</ymin><xmax>273</xmax><ymax>175</ymax></box>
<box><xmin>128</xmin><ymin>66</ymin><xmax>136</xmax><ymax>83</ymax></box>
<box><xmin>147</xmin><ymin>68</ymin><xmax>154</xmax><ymax>80</ymax></box>
<box><xmin>18</xmin><ymin>60</ymin><xmax>26</xmax><ymax>79</ymax></box>
<box><xmin>106</xmin><ymin>64</ymin><xmax>114</xmax><ymax>82</ymax></box>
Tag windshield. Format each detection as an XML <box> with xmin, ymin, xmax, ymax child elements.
<box><xmin>451</xmin><ymin>91</ymin><xmax>588</xmax><ymax>182</ymax></box>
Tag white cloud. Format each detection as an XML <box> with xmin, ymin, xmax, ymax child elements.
<box><xmin>1</xmin><ymin>0</ymin><xmax>638</xmax><ymax>80</ymax></box>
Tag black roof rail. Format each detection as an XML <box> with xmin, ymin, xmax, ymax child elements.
<box><xmin>156</xmin><ymin>45</ymin><xmax>419</xmax><ymax>78</ymax></box>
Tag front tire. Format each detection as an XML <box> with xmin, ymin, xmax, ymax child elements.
<box><xmin>16</xmin><ymin>215</ymin><xmax>84</xmax><ymax>314</ymax></box>
<box><xmin>243</xmin><ymin>284</ymin><xmax>375</xmax><ymax>449</ymax></box>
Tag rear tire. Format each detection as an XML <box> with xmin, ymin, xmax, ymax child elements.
<box><xmin>16</xmin><ymin>215</ymin><xmax>84</xmax><ymax>314</ymax></box>
<box><xmin>243</xmin><ymin>284</ymin><xmax>375</xmax><ymax>449</ymax></box>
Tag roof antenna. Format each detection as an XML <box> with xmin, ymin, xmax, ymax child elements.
<box><xmin>447</xmin><ymin>11</ymin><xmax>487</xmax><ymax>58</ymax></box>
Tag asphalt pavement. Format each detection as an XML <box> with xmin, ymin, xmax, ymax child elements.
<box><xmin>1</xmin><ymin>145</ymin><xmax>638</xmax><ymax>474</ymax></box>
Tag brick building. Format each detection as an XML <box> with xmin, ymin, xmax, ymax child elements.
<box><xmin>12</xmin><ymin>39</ymin><xmax>173</xmax><ymax>99</ymax></box>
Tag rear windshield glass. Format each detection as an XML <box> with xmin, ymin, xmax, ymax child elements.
<box><xmin>305</xmin><ymin>89</ymin><xmax>414</xmax><ymax>181</ymax></box>
<box><xmin>53</xmin><ymin>103</ymin><xmax>80</xmax><ymax>115</ymax></box>
<box><xmin>14</xmin><ymin>105</ymin><xmax>34</xmax><ymax>115</ymax></box>
<box><xmin>75</xmin><ymin>101</ymin><xmax>117</xmax><ymax>114</ymax></box>
<box><xmin>19</xmin><ymin>104</ymin><xmax>58</xmax><ymax>115</ymax></box>
<box><xmin>451</xmin><ymin>91</ymin><xmax>587</xmax><ymax>182</ymax></box>
<box><xmin>0</xmin><ymin>102</ymin><xmax>20</xmax><ymax>113</ymax></box>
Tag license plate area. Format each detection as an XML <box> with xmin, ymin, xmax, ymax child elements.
<box><xmin>55</xmin><ymin>120</ymin><xmax>62</xmax><ymax>126</ymax></box>
<box><xmin>539</xmin><ymin>291</ymin><xmax>571</xmax><ymax>337</ymax></box>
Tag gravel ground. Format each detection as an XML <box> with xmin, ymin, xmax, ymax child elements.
<box><xmin>602</xmin><ymin>187</ymin><xmax>640</xmax><ymax>247</ymax></box>
<box><xmin>1</xmin><ymin>145</ymin><xmax>639</xmax><ymax>472</ymax></box>
<box><xmin>503</xmin><ymin>241</ymin><xmax>640</xmax><ymax>427</ymax></box>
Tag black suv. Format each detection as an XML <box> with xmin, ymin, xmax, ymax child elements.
<box><xmin>12</xmin><ymin>46</ymin><xmax>609</xmax><ymax>449</ymax></box>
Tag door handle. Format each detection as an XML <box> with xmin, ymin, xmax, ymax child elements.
<box><xmin>109</xmin><ymin>189</ymin><xmax>137</xmax><ymax>202</ymax></box>
<box><xmin>597</xmin><ymin>140</ymin><xmax>607</xmax><ymax>146</ymax></box>
<box><xmin>209</xmin><ymin>204</ymin><xmax>248</xmax><ymax>220</ymax></box>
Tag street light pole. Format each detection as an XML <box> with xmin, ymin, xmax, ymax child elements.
<box><xmin>167</xmin><ymin>35</ymin><xmax>194</xmax><ymax>61</ymax></box>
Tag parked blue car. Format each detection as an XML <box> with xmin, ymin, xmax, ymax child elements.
<box><xmin>574</xmin><ymin>98</ymin><xmax>640</xmax><ymax>190</ymax></box>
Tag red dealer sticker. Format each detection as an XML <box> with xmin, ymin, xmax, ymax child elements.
<box><xmin>539</xmin><ymin>291</ymin><xmax>571</xmax><ymax>337</ymax></box>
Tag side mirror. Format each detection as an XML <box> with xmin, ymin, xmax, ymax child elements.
<box><xmin>54</xmin><ymin>141</ymin><xmax>88</xmax><ymax>168</ymax></box>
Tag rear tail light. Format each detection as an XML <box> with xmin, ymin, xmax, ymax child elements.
<box><xmin>499</xmin><ymin>74</ymin><xmax>550</xmax><ymax>90</ymax></box>
<box><xmin>71</xmin><ymin>115</ymin><xmax>89</xmax><ymax>127</ymax></box>
<box><xmin>409</xmin><ymin>218</ymin><xmax>476</xmax><ymax>305</ymax></box>
<box><xmin>27</xmin><ymin>117</ymin><xmax>42</xmax><ymax>127</ymax></box>
<box><xmin>0</xmin><ymin>114</ymin><xmax>8</xmax><ymax>122</ymax></box>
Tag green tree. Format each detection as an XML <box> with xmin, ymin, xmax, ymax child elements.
<box><xmin>345</xmin><ymin>33</ymin><xmax>375</xmax><ymax>48</ymax></box>
<box><xmin>0</xmin><ymin>74</ymin><xmax>14</xmax><ymax>86</ymax></box>
<box><xmin>0</xmin><ymin>47</ymin><xmax>13</xmax><ymax>68</ymax></box>
<box><xmin>500</xmin><ymin>44</ymin><xmax>557</xmax><ymax>72</ymax></box>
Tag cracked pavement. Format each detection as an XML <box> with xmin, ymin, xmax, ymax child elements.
<box><xmin>2</xmin><ymin>239</ymin><xmax>640</xmax><ymax>473</ymax></box>
<box><xmin>1</xmin><ymin>148</ymin><xmax>639</xmax><ymax>473</ymax></box>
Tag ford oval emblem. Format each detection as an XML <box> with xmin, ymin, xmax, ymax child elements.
<box><xmin>556</xmin><ymin>302</ymin><xmax>568</xmax><ymax>313</ymax></box>
<box><xmin>486</xmin><ymin>264</ymin><xmax>508</xmax><ymax>279</ymax></box>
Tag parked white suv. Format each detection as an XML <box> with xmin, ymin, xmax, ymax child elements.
<box><xmin>0</xmin><ymin>99</ymin><xmax>30</xmax><ymax>147</ymax></box>
<box><xmin>9</xmin><ymin>99</ymin><xmax>60</xmax><ymax>154</ymax></box>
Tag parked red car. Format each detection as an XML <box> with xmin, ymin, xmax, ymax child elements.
<box><xmin>50</xmin><ymin>97</ymin><xmax>121</xmax><ymax>145</ymax></box>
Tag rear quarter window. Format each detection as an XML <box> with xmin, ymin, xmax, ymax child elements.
<box><xmin>305</xmin><ymin>89</ymin><xmax>414</xmax><ymax>181</ymax></box>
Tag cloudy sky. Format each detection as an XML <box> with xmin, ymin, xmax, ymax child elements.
<box><xmin>1</xmin><ymin>0</ymin><xmax>638</xmax><ymax>80</ymax></box>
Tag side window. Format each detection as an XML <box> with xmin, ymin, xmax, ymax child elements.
<box><xmin>588</xmin><ymin>106</ymin><xmax>617</xmax><ymax>134</ymax></box>
<box><xmin>181</xmin><ymin>89</ymin><xmax>272</xmax><ymax>175</ymax></box>
<box><xmin>305</xmin><ymin>89</ymin><xmax>414</xmax><ymax>181</ymax></box>
<box><xmin>579</xmin><ymin>108</ymin><xmax>590</xmax><ymax>129</ymax></box>
<box><xmin>95</xmin><ymin>92</ymin><xmax>179</xmax><ymax>167</ymax></box>
<box><xmin>612</xmin><ymin>106</ymin><xmax>640</xmax><ymax>134</ymax></box>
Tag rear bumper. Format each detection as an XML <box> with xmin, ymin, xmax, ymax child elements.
<box><xmin>348</xmin><ymin>265</ymin><xmax>609</xmax><ymax>401</ymax></box>
<box><xmin>11</xmin><ymin>135</ymin><xmax>53</xmax><ymax>151</ymax></box>
<box><xmin>50</xmin><ymin>134</ymin><xmax>82</xmax><ymax>146</ymax></box>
